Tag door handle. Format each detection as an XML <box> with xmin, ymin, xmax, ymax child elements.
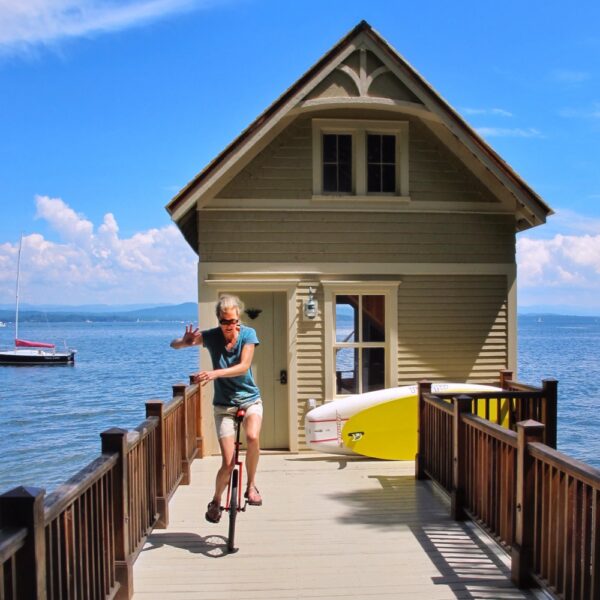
<box><xmin>279</xmin><ymin>370</ymin><xmax>288</xmax><ymax>385</ymax></box>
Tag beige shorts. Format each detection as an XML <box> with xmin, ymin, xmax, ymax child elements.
<box><xmin>213</xmin><ymin>399</ymin><xmax>263</xmax><ymax>439</ymax></box>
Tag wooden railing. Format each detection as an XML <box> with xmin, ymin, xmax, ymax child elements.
<box><xmin>527</xmin><ymin>442</ymin><xmax>600</xmax><ymax>598</ymax></box>
<box><xmin>416</xmin><ymin>373</ymin><xmax>600</xmax><ymax>598</ymax></box>
<box><xmin>0</xmin><ymin>379</ymin><xmax>203</xmax><ymax>600</ymax></box>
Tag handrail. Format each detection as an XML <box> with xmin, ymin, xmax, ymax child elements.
<box><xmin>433</xmin><ymin>390</ymin><xmax>543</xmax><ymax>400</ymax></box>
<box><xmin>422</xmin><ymin>393</ymin><xmax>453</xmax><ymax>414</ymax></box>
<box><xmin>0</xmin><ymin>377</ymin><xmax>204</xmax><ymax>600</ymax></box>
<box><xmin>162</xmin><ymin>392</ymin><xmax>184</xmax><ymax>417</ymax></box>
<box><xmin>0</xmin><ymin>526</ymin><xmax>28</xmax><ymax>600</ymax></box>
<box><xmin>502</xmin><ymin>380</ymin><xmax>541</xmax><ymax>393</ymax></box>
<box><xmin>462</xmin><ymin>413</ymin><xmax>518</xmax><ymax>446</ymax></box>
<box><xmin>44</xmin><ymin>454</ymin><xmax>119</xmax><ymax>522</ymax></box>
<box><xmin>417</xmin><ymin>370</ymin><xmax>600</xmax><ymax>597</ymax></box>
<box><xmin>526</xmin><ymin>438</ymin><xmax>600</xmax><ymax>596</ymax></box>
<box><xmin>528</xmin><ymin>441</ymin><xmax>600</xmax><ymax>488</ymax></box>
<box><xmin>132</xmin><ymin>416</ymin><xmax>159</xmax><ymax>436</ymax></box>
<box><xmin>422</xmin><ymin>376</ymin><xmax>557</xmax><ymax>448</ymax></box>
<box><xmin>0</xmin><ymin>526</ymin><xmax>27</xmax><ymax>563</ymax></box>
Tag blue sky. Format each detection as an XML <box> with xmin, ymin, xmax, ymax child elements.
<box><xmin>2</xmin><ymin>0</ymin><xmax>600</xmax><ymax>312</ymax></box>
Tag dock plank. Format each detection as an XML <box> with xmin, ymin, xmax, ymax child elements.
<box><xmin>133</xmin><ymin>454</ymin><xmax>536</xmax><ymax>599</ymax></box>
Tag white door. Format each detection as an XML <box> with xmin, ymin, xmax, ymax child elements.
<box><xmin>228</xmin><ymin>291</ymin><xmax>289</xmax><ymax>449</ymax></box>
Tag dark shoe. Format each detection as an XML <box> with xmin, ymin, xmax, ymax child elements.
<box><xmin>245</xmin><ymin>485</ymin><xmax>262</xmax><ymax>506</ymax></box>
<box><xmin>205</xmin><ymin>500</ymin><xmax>222</xmax><ymax>523</ymax></box>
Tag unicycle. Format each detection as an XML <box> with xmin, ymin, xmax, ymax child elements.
<box><xmin>225</xmin><ymin>408</ymin><xmax>247</xmax><ymax>553</ymax></box>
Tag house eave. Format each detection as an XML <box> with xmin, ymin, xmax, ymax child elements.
<box><xmin>166</xmin><ymin>20</ymin><xmax>553</xmax><ymax>240</ymax></box>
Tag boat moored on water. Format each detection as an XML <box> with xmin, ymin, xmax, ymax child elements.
<box><xmin>0</xmin><ymin>235</ymin><xmax>76</xmax><ymax>366</ymax></box>
<box><xmin>0</xmin><ymin>338</ymin><xmax>76</xmax><ymax>365</ymax></box>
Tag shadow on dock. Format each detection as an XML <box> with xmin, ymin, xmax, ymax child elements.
<box><xmin>142</xmin><ymin>532</ymin><xmax>231</xmax><ymax>559</ymax></box>
<box><xmin>327</xmin><ymin>473</ymin><xmax>533</xmax><ymax>599</ymax></box>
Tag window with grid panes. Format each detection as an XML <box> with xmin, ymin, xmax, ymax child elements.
<box><xmin>334</xmin><ymin>294</ymin><xmax>386</xmax><ymax>395</ymax></box>
<box><xmin>322</xmin><ymin>134</ymin><xmax>352</xmax><ymax>193</ymax></box>
<box><xmin>367</xmin><ymin>134</ymin><xmax>396</xmax><ymax>193</ymax></box>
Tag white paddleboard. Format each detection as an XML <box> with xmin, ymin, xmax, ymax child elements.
<box><xmin>304</xmin><ymin>383</ymin><xmax>502</xmax><ymax>457</ymax></box>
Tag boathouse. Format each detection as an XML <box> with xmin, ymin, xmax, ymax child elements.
<box><xmin>166</xmin><ymin>21</ymin><xmax>553</xmax><ymax>455</ymax></box>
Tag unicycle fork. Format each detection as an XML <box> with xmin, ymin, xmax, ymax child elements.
<box><xmin>225</xmin><ymin>408</ymin><xmax>247</xmax><ymax>553</ymax></box>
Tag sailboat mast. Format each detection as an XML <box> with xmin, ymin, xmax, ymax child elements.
<box><xmin>15</xmin><ymin>235</ymin><xmax>22</xmax><ymax>342</ymax></box>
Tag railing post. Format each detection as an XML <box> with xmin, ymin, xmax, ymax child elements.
<box><xmin>0</xmin><ymin>486</ymin><xmax>46</xmax><ymax>600</ymax></box>
<box><xmin>146</xmin><ymin>400</ymin><xmax>168</xmax><ymax>528</ymax></box>
<box><xmin>100</xmin><ymin>428</ymin><xmax>133</xmax><ymax>600</ymax></box>
<box><xmin>541</xmin><ymin>378</ymin><xmax>558</xmax><ymax>449</ymax></box>
<box><xmin>511</xmin><ymin>419</ymin><xmax>545</xmax><ymax>588</ymax></box>
<box><xmin>173</xmin><ymin>383</ymin><xmax>191</xmax><ymax>485</ymax></box>
<box><xmin>415</xmin><ymin>380</ymin><xmax>432</xmax><ymax>480</ymax></box>
<box><xmin>500</xmin><ymin>369</ymin><xmax>513</xmax><ymax>389</ymax></box>
<box><xmin>451</xmin><ymin>395</ymin><xmax>472</xmax><ymax>520</ymax></box>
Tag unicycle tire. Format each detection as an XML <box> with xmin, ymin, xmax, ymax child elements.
<box><xmin>227</xmin><ymin>469</ymin><xmax>239</xmax><ymax>553</ymax></box>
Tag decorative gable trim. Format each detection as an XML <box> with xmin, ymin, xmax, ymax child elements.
<box><xmin>166</xmin><ymin>20</ymin><xmax>552</xmax><ymax>239</ymax></box>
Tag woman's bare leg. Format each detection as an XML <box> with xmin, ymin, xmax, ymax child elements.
<box><xmin>243</xmin><ymin>413</ymin><xmax>262</xmax><ymax>490</ymax></box>
<box><xmin>213</xmin><ymin>435</ymin><xmax>235</xmax><ymax>503</ymax></box>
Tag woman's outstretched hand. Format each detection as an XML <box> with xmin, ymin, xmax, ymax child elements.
<box><xmin>170</xmin><ymin>324</ymin><xmax>202</xmax><ymax>349</ymax></box>
<box><xmin>182</xmin><ymin>324</ymin><xmax>201</xmax><ymax>345</ymax></box>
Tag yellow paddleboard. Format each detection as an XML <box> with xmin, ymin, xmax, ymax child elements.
<box><xmin>342</xmin><ymin>383</ymin><xmax>503</xmax><ymax>460</ymax></box>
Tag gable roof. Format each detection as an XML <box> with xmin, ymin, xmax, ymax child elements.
<box><xmin>166</xmin><ymin>20</ymin><xmax>552</xmax><ymax>246</ymax></box>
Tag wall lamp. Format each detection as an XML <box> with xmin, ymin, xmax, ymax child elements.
<box><xmin>303</xmin><ymin>287</ymin><xmax>318</xmax><ymax>320</ymax></box>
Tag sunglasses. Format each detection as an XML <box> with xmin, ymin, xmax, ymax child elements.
<box><xmin>219</xmin><ymin>318</ymin><xmax>239</xmax><ymax>326</ymax></box>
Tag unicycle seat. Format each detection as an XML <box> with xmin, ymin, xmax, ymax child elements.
<box><xmin>235</xmin><ymin>408</ymin><xmax>246</xmax><ymax>421</ymax></box>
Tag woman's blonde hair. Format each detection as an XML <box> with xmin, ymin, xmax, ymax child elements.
<box><xmin>215</xmin><ymin>294</ymin><xmax>244</xmax><ymax>319</ymax></box>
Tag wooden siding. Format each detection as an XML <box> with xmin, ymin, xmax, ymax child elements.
<box><xmin>409</xmin><ymin>118</ymin><xmax>493</xmax><ymax>203</ymax></box>
<box><xmin>215</xmin><ymin>113</ymin><xmax>499</xmax><ymax>205</ymax></box>
<box><xmin>197</xmin><ymin>210</ymin><xmax>514</xmax><ymax>263</ymax></box>
<box><xmin>397</xmin><ymin>275</ymin><xmax>508</xmax><ymax>384</ymax></box>
<box><xmin>217</xmin><ymin>118</ymin><xmax>313</xmax><ymax>199</ymax></box>
<box><xmin>295</xmin><ymin>281</ymin><xmax>324</xmax><ymax>448</ymax></box>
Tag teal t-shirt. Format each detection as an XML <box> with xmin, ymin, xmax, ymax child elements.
<box><xmin>201</xmin><ymin>325</ymin><xmax>261</xmax><ymax>406</ymax></box>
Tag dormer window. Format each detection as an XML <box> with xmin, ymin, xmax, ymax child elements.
<box><xmin>367</xmin><ymin>134</ymin><xmax>396</xmax><ymax>193</ymax></box>
<box><xmin>323</xmin><ymin>134</ymin><xmax>352</xmax><ymax>193</ymax></box>
<box><xmin>312</xmin><ymin>119</ymin><xmax>409</xmax><ymax>200</ymax></box>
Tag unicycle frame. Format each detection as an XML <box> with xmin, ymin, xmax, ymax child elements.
<box><xmin>224</xmin><ymin>408</ymin><xmax>247</xmax><ymax>553</ymax></box>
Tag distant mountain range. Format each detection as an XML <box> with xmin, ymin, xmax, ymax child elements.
<box><xmin>0</xmin><ymin>302</ymin><xmax>198</xmax><ymax>323</ymax></box>
<box><xmin>1</xmin><ymin>301</ymin><xmax>598</xmax><ymax>324</ymax></box>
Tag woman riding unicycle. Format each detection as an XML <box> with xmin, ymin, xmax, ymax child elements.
<box><xmin>170</xmin><ymin>295</ymin><xmax>263</xmax><ymax>537</ymax></box>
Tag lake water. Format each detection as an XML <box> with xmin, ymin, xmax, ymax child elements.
<box><xmin>0</xmin><ymin>315</ymin><xmax>598</xmax><ymax>493</ymax></box>
<box><xmin>0</xmin><ymin>321</ymin><xmax>198</xmax><ymax>492</ymax></box>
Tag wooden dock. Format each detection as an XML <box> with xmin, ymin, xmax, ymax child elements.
<box><xmin>133</xmin><ymin>454</ymin><xmax>536</xmax><ymax>599</ymax></box>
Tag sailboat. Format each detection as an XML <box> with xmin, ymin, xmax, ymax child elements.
<box><xmin>0</xmin><ymin>236</ymin><xmax>76</xmax><ymax>365</ymax></box>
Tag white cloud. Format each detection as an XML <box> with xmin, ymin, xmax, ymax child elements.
<box><xmin>35</xmin><ymin>195</ymin><xmax>94</xmax><ymax>246</ymax></box>
<box><xmin>0</xmin><ymin>196</ymin><xmax>197</xmax><ymax>304</ymax></box>
<box><xmin>558</xmin><ymin>103</ymin><xmax>600</xmax><ymax>120</ymax></box>
<box><xmin>550</xmin><ymin>69</ymin><xmax>591</xmax><ymax>84</ymax></box>
<box><xmin>516</xmin><ymin>208</ymin><xmax>600</xmax><ymax>312</ymax></box>
<box><xmin>0</xmin><ymin>0</ymin><xmax>207</xmax><ymax>54</ymax></box>
<box><xmin>518</xmin><ymin>233</ymin><xmax>600</xmax><ymax>289</ymax></box>
<box><xmin>462</xmin><ymin>107</ymin><xmax>513</xmax><ymax>117</ymax></box>
<box><xmin>526</xmin><ymin>207</ymin><xmax>600</xmax><ymax>240</ymax></box>
<box><xmin>476</xmin><ymin>127</ymin><xmax>543</xmax><ymax>139</ymax></box>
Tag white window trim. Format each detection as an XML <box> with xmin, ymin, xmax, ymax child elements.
<box><xmin>312</xmin><ymin>118</ymin><xmax>409</xmax><ymax>199</ymax></box>
<box><xmin>322</xmin><ymin>280</ymin><xmax>400</xmax><ymax>402</ymax></box>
